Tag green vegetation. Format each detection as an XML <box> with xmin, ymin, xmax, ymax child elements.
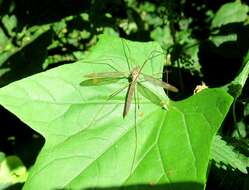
<box><xmin>0</xmin><ymin>1</ymin><xmax>249</xmax><ymax>189</ymax></box>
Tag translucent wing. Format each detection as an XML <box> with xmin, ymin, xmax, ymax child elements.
<box><xmin>80</xmin><ymin>72</ymin><xmax>126</xmax><ymax>86</ymax></box>
<box><xmin>80</xmin><ymin>77</ymin><xmax>125</xmax><ymax>86</ymax></box>
<box><xmin>137</xmin><ymin>82</ymin><xmax>167</xmax><ymax>108</ymax></box>
<box><xmin>142</xmin><ymin>74</ymin><xmax>179</xmax><ymax>92</ymax></box>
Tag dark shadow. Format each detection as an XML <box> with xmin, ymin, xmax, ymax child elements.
<box><xmin>198</xmin><ymin>22</ymin><xmax>249</xmax><ymax>87</ymax></box>
<box><xmin>0</xmin><ymin>30</ymin><xmax>52</xmax><ymax>87</ymax></box>
<box><xmin>0</xmin><ymin>106</ymin><xmax>44</xmax><ymax>168</ymax></box>
<box><xmin>12</xmin><ymin>0</ymin><xmax>128</xmax><ymax>37</ymax></box>
<box><xmin>162</xmin><ymin>66</ymin><xmax>202</xmax><ymax>100</ymax></box>
<box><xmin>55</xmin><ymin>182</ymin><xmax>204</xmax><ymax>190</ymax></box>
<box><xmin>199</xmin><ymin>39</ymin><xmax>242</xmax><ymax>87</ymax></box>
<box><xmin>4</xmin><ymin>183</ymin><xmax>23</xmax><ymax>190</ymax></box>
<box><xmin>183</xmin><ymin>0</ymin><xmax>233</xmax><ymax>40</ymax></box>
<box><xmin>13</xmin><ymin>0</ymin><xmax>91</xmax><ymax>27</ymax></box>
<box><xmin>206</xmin><ymin>163</ymin><xmax>249</xmax><ymax>190</ymax></box>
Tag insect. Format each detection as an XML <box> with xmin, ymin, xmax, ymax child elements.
<box><xmin>80</xmin><ymin>38</ymin><xmax>178</xmax><ymax>175</ymax></box>
<box><xmin>80</xmin><ymin>51</ymin><xmax>178</xmax><ymax>117</ymax></box>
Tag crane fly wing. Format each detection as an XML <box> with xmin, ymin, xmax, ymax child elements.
<box><xmin>143</xmin><ymin>74</ymin><xmax>179</xmax><ymax>92</ymax></box>
<box><xmin>80</xmin><ymin>77</ymin><xmax>125</xmax><ymax>86</ymax></box>
<box><xmin>137</xmin><ymin>82</ymin><xmax>167</xmax><ymax>108</ymax></box>
<box><xmin>80</xmin><ymin>72</ymin><xmax>126</xmax><ymax>86</ymax></box>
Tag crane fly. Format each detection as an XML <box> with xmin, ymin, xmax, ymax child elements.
<box><xmin>80</xmin><ymin>57</ymin><xmax>178</xmax><ymax>118</ymax></box>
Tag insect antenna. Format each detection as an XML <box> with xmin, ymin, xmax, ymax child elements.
<box><xmin>121</xmin><ymin>39</ymin><xmax>132</xmax><ymax>72</ymax></box>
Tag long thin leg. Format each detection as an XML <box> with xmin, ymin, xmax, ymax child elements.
<box><xmin>129</xmin><ymin>87</ymin><xmax>138</xmax><ymax>175</ymax></box>
<box><xmin>136</xmin><ymin>83</ymin><xmax>140</xmax><ymax>110</ymax></box>
<box><xmin>108</xmin><ymin>84</ymin><xmax>129</xmax><ymax>100</ymax></box>
<box><xmin>93</xmin><ymin>84</ymin><xmax>129</xmax><ymax>122</ymax></box>
<box><xmin>136</xmin><ymin>50</ymin><xmax>165</xmax><ymax>80</ymax></box>
<box><xmin>82</xmin><ymin>83</ymin><xmax>130</xmax><ymax>132</ymax></box>
<box><xmin>82</xmin><ymin>58</ymin><xmax>121</xmax><ymax>73</ymax></box>
<box><xmin>165</xmin><ymin>69</ymin><xmax>169</xmax><ymax>94</ymax></box>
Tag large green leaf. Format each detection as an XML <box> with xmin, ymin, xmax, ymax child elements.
<box><xmin>0</xmin><ymin>35</ymin><xmax>233</xmax><ymax>189</ymax></box>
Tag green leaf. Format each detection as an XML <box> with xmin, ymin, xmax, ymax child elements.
<box><xmin>0</xmin><ymin>35</ymin><xmax>233</xmax><ymax>189</ymax></box>
<box><xmin>0</xmin><ymin>28</ymin><xmax>10</xmax><ymax>51</ymax></box>
<box><xmin>211</xmin><ymin>135</ymin><xmax>249</xmax><ymax>174</ymax></box>
<box><xmin>150</xmin><ymin>26</ymin><xmax>173</xmax><ymax>49</ymax></box>
<box><xmin>225</xmin><ymin>50</ymin><xmax>249</xmax><ymax>98</ymax></box>
<box><xmin>2</xmin><ymin>15</ymin><xmax>17</xmax><ymax>36</ymax></box>
<box><xmin>212</xmin><ymin>2</ymin><xmax>249</xmax><ymax>28</ymax></box>
<box><xmin>232</xmin><ymin>121</ymin><xmax>247</xmax><ymax>138</ymax></box>
<box><xmin>209</xmin><ymin>33</ymin><xmax>237</xmax><ymax>47</ymax></box>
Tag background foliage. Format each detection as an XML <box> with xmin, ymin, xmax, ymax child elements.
<box><xmin>0</xmin><ymin>0</ymin><xmax>249</xmax><ymax>189</ymax></box>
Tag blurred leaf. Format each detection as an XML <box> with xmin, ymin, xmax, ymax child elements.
<box><xmin>139</xmin><ymin>2</ymin><xmax>156</xmax><ymax>13</ymax></box>
<box><xmin>42</xmin><ymin>54</ymin><xmax>75</xmax><ymax>69</ymax></box>
<box><xmin>150</xmin><ymin>25</ymin><xmax>173</xmax><ymax>49</ymax></box>
<box><xmin>0</xmin><ymin>28</ymin><xmax>10</xmax><ymax>51</ymax></box>
<box><xmin>245</xmin><ymin>102</ymin><xmax>249</xmax><ymax>117</ymax></box>
<box><xmin>142</xmin><ymin>12</ymin><xmax>163</xmax><ymax>27</ymax></box>
<box><xmin>0</xmin><ymin>152</ymin><xmax>5</xmax><ymax>163</ymax></box>
<box><xmin>0</xmin><ymin>35</ymin><xmax>233</xmax><ymax>189</ymax></box>
<box><xmin>80</xmin><ymin>13</ymin><xmax>89</xmax><ymax>21</ymax></box>
<box><xmin>2</xmin><ymin>15</ymin><xmax>17</xmax><ymax>36</ymax></box>
<box><xmin>119</xmin><ymin>19</ymin><xmax>138</xmax><ymax>35</ymax></box>
<box><xmin>210</xmin><ymin>33</ymin><xmax>237</xmax><ymax>47</ymax></box>
<box><xmin>0</xmin><ymin>51</ymin><xmax>14</xmax><ymax>67</ymax></box>
<box><xmin>0</xmin><ymin>155</ymin><xmax>28</xmax><ymax>189</ymax></box>
<box><xmin>183</xmin><ymin>41</ymin><xmax>200</xmax><ymax>73</ymax></box>
<box><xmin>212</xmin><ymin>2</ymin><xmax>249</xmax><ymax>28</ymax></box>
<box><xmin>232</xmin><ymin>122</ymin><xmax>247</xmax><ymax>139</ymax></box>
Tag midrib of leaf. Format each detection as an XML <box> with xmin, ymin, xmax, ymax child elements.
<box><xmin>177</xmin><ymin>108</ymin><xmax>198</xmax><ymax>179</ymax></box>
<box><xmin>155</xmin><ymin>110</ymin><xmax>174</xmax><ymax>185</ymax></box>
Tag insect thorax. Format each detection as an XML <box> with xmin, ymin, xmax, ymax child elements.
<box><xmin>131</xmin><ymin>66</ymin><xmax>141</xmax><ymax>81</ymax></box>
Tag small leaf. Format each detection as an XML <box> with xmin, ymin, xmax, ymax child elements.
<box><xmin>212</xmin><ymin>2</ymin><xmax>249</xmax><ymax>28</ymax></box>
<box><xmin>209</xmin><ymin>33</ymin><xmax>237</xmax><ymax>47</ymax></box>
<box><xmin>2</xmin><ymin>15</ymin><xmax>17</xmax><ymax>36</ymax></box>
<box><xmin>0</xmin><ymin>155</ymin><xmax>28</xmax><ymax>189</ymax></box>
<box><xmin>211</xmin><ymin>135</ymin><xmax>249</xmax><ymax>174</ymax></box>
